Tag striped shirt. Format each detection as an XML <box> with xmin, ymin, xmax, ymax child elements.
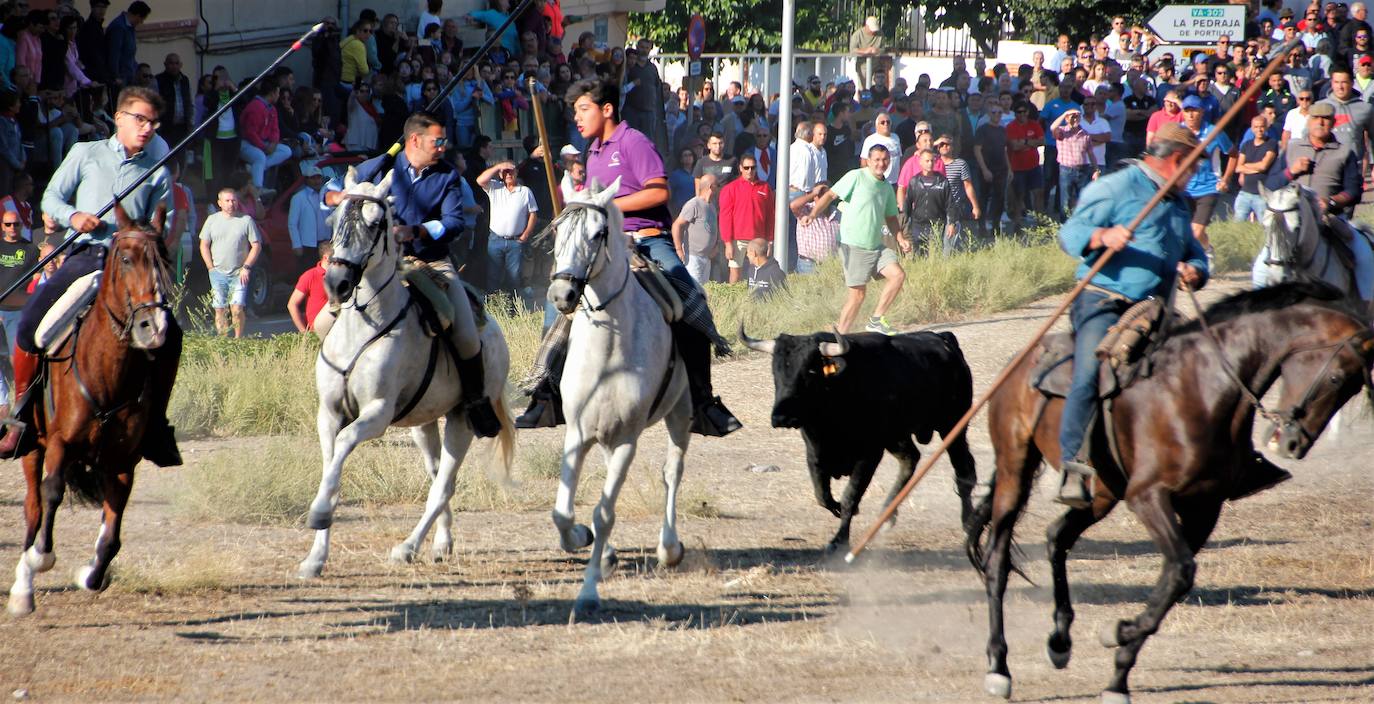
<box><xmin>942</xmin><ymin>157</ymin><xmax>973</xmax><ymax>219</ymax></box>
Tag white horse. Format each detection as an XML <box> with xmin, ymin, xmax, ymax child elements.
<box><xmin>543</xmin><ymin>178</ymin><xmax>692</xmax><ymax>617</ymax></box>
<box><xmin>298</xmin><ymin>169</ymin><xmax>515</xmax><ymax>578</ymax></box>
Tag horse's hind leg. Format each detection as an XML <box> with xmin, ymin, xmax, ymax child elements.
<box><xmin>573</xmin><ymin>441</ymin><xmax>637</xmax><ymax>618</ymax></box>
<box><xmin>7</xmin><ymin>450</ymin><xmax>47</xmax><ymax>615</ymax></box>
<box><xmin>656</xmin><ymin>400</ymin><xmax>691</xmax><ymax>568</ymax></box>
<box><xmin>74</xmin><ymin>468</ymin><xmax>133</xmax><ymax>592</ymax></box>
<box><xmin>1044</xmin><ymin>502</ymin><xmax>1114</xmax><ymax>670</ymax></box>
<box><xmin>977</xmin><ymin>436</ymin><xmax>1040</xmax><ymax>699</ymax></box>
<box><xmin>393</xmin><ymin>419</ymin><xmax>473</xmax><ymax>564</ymax></box>
<box><xmin>1099</xmin><ymin>490</ymin><xmax>1218</xmax><ymax>703</ymax></box>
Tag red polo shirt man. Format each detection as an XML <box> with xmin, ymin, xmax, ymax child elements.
<box><xmin>717</xmin><ymin>153</ymin><xmax>775</xmax><ymax>283</ymax></box>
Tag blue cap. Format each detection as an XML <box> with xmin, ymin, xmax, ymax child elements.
<box><xmin>1181</xmin><ymin>95</ymin><xmax>1205</xmax><ymax>110</ymax></box>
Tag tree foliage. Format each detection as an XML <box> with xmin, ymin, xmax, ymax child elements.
<box><xmin>630</xmin><ymin>0</ymin><xmax>1177</xmax><ymax>57</ymax></box>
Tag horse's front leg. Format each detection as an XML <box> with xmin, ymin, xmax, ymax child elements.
<box><xmin>392</xmin><ymin>419</ymin><xmax>473</xmax><ymax>564</ymax></box>
<box><xmin>657</xmin><ymin>399</ymin><xmax>691</xmax><ymax>568</ymax></box>
<box><xmin>574</xmin><ymin>440</ymin><xmax>637</xmax><ymax>618</ymax></box>
<box><xmin>74</xmin><ymin>468</ymin><xmax>134</xmax><ymax>592</ymax></box>
<box><xmin>300</xmin><ymin>399</ymin><xmax>391</xmax><ymax>578</ymax></box>
<box><xmin>552</xmin><ymin>428</ymin><xmax>594</xmax><ymax>553</ymax></box>
<box><xmin>8</xmin><ymin>449</ymin><xmax>47</xmax><ymax>616</ymax></box>
<box><xmin>1044</xmin><ymin>504</ymin><xmax>1112</xmax><ymax>670</ymax></box>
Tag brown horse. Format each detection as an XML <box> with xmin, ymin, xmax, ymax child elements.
<box><xmin>7</xmin><ymin>203</ymin><xmax>180</xmax><ymax>616</ymax></box>
<box><xmin>966</xmin><ymin>281</ymin><xmax>1374</xmax><ymax>704</ymax></box>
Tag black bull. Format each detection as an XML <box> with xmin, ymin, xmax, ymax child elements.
<box><xmin>741</xmin><ymin>326</ymin><xmax>978</xmax><ymax>554</ymax></box>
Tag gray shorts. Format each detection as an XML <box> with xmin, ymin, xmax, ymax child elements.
<box><xmin>839</xmin><ymin>243</ymin><xmax>899</xmax><ymax>287</ymax></box>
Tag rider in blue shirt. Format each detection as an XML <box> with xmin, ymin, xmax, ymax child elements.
<box><xmin>1054</xmin><ymin>122</ymin><xmax>1211</xmax><ymax>507</ymax></box>
<box><xmin>322</xmin><ymin>111</ymin><xmax>501</xmax><ymax>438</ymax></box>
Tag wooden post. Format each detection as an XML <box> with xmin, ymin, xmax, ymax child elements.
<box><xmin>528</xmin><ymin>77</ymin><xmax>562</xmax><ymax>217</ymax></box>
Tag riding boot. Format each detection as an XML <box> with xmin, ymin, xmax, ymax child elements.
<box><xmin>674</xmin><ymin>322</ymin><xmax>742</xmax><ymax>437</ymax></box>
<box><xmin>455</xmin><ymin>348</ymin><xmax>502</xmax><ymax>439</ymax></box>
<box><xmin>139</xmin><ymin>325</ymin><xmax>183</xmax><ymax>467</ymax></box>
<box><xmin>0</xmin><ymin>348</ymin><xmax>40</xmax><ymax>458</ymax></box>
<box><xmin>1228</xmin><ymin>452</ymin><xmax>1293</xmax><ymax>501</ymax></box>
<box><xmin>515</xmin><ymin>315</ymin><xmax>569</xmax><ymax>429</ymax></box>
<box><xmin>1056</xmin><ymin>458</ymin><xmax>1096</xmax><ymax>510</ymax></box>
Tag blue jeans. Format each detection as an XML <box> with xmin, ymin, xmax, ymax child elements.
<box><xmin>486</xmin><ymin>236</ymin><xmax>525</xmax><ymax>296</ymax></box>
<box><xmin>1352</xmin><ymin>225</ymin><xmax>1374</xmax><ymax>300</ymax></box>
<box><xmin>1058</xmin><ymin>290</ymin><xmax>1131</xmax><ymax>462</ymax></box>
<box><xmin>238</xmin><ymin>142</ymin><xmax>292</xmax><ymax>189</ymax></box>
<box><xmin>1233</xmin><ymin>190</ymin><xmax>1265</xmax><ymax>222</ymax></box>
<box><xmin>634</xmin><ymin>234</ymin><xmax>697</xmax><ymax>295</ymax></box>
<box><xmin>1058</xmin><ymin>164</ymin><xmax>1093</xmax><ymax>215</ymax></box>
<box><xmin>17</xmin><ymin>244</ymin><xmax>105</xmax><ymax>354</ymax></box>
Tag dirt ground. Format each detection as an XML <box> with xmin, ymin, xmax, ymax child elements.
<box><xmin>1</xmin><ymin>274</ymin><xmax>1372</xmax><ymax>703</ymax></box>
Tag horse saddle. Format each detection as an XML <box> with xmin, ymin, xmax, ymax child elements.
<box><xmin>35</xmin><ymin>270</ymin><xmax>102</xmax><ymax>354</ymax></box>
<box><xmin>398</xmin><ymin>257</ymin><xmax>487</xmax><ymax>337</ymax></box>
<box><xmin>1032</xmin><ymin>297</ymin><xmax>1166</xmax><ymax>400</ymax></box>
<box><xmin>629</xmin><ymin>251</ymin><xmax>684</xmax><ymax>324</ymax></box>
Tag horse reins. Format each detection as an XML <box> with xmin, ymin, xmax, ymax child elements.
<box><xmin>1183</xmin><ymin>283</ymin><xmax>1374</xmax><ymax>432</ymax></box>
<box><xmin>547</xmin><ymin>202</ymin><xmax>631</xmax><ymax>312</ymax></box>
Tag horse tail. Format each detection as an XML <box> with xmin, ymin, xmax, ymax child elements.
<box><xmin>491</xmin><ymin>394</ymin><xmax>516</xmax><ymax>484</ymax></box>
<box><xmin>64</xmin><ymin>462</ymin><xmax>105</xmax><ymax>506</ymax></box>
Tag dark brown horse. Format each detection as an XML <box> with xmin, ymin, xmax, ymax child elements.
<box><xmin>967</xmin><ymin>281</ymin><xmax>1374</xmax><ymax>704</ymax></box>
<box><xmin>6</xmin><ymin>203</ymin><xmax>181</xmax><ymax>616</ymax></box>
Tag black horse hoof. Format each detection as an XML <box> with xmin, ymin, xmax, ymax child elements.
<box><xmin>1045</xmin><ymin>637</ymin><xmax>1072</xmax><ymax>669</ymax></box>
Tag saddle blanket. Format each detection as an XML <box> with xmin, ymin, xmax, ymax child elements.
<box><xmin>35</xmin><ymin>270</ymin><xmax>101</xmax><ymax>354</ymax></box>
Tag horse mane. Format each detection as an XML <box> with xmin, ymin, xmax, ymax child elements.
<box><xmin>1172</xmin><ymin>280</ymin><xmax>1370</xmax><ymax>334</ymax></box>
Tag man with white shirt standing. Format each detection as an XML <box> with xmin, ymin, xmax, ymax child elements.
<box><xmin>1080</xmin><ymin>94</ymin><xmax>1112</xmax><ymax>170</ymax></box>
<box><xmin>288</xmin><ymin>163</ymin><xmax>330</xmax><ymax>274</ymax></box>
<box><xmin>788</xmin><ymin>121</ymin><xmax>827</xmax><ymax>271</ymax></box>
<box><xmin>478</xmin><ymin>160</ymin><xmax>538</xmax><ymax>302</ymax></box>
<box><xmin>861</xmin><ymin>111</ymin><xmax>902</xmax><ymax>185</ymax></box>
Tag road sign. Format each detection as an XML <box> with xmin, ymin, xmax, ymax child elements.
<box><xmin>1148</xmin><ymin>5</ymin><xmax>1246</xmax><ymax>43</ymax></box>
<box><xmin>1146</xmin><ymin>43</ymin><xmax>1216</xmax><ymax>60</ymax></box>
<box><xmin>687</xmin><ymin>14</ymin><xmax>706</xmax><ymax>61</ymax></box>
<box><xmin>689</xmin><ymin>60</ymin><xmax>702</xmax><ymax>77</ymax></box>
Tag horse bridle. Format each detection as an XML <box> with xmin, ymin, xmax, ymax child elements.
<box><xmin>1185</xmin><ymin>283</ymin><xmax>1374</xmax><ymax>439</ymax></box>
<box><xmin>103</xmin><ymin>230</ymin><xmax>171</xmax><ymax>342</ymax></box>
<box><xmin>548</xmin><ymin>201</ymin><xmax>630</xmax><ymax>312</ymax></box>
<box><xmin>330</xmin><ymin>192</ymin><xmax>397</xmax><ymax>312</ymax></box>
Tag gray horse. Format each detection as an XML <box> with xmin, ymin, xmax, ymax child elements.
<box><xmin>298</xmin><ymin>169</ymin><xmax>515</xmax><ymax>579</ymax></box>
<box><xmin>1257</xmin><ymin>182</ymin><xmax>1374</xmax><ymax>308</ymax></box>
<box><xmin>543</xmin><ymin>178</ymin><xmax>693</xmax><ymax>617</ymax></box>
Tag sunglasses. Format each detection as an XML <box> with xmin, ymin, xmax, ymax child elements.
<box><xmin>1299</xmin><ymin>95</ymin><xmax>1314</xmax><ymax>101</ymax></box>
<box><xmin>739</xmin><ymin>165</ymin><xmax>756</xmax><ymax>170</ymax></box>
<box><xmin>1</xmin><ymin>222</ymin><xmax>17</xmax><ymax>227</ymax></box>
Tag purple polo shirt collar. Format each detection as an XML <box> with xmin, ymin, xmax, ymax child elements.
<box><xmin>586</xmin><ymin>120</ymin><xmax>669</xmax><ymax>233</ymax></box>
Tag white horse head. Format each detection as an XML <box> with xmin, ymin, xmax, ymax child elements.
<box><xmin>547</xmin><ymin>176</ymin><xmax>624</xmax><ymax>314</ymax></box>
<box><xmin>325</xmin><ymin>166</ymin><xmax>396</xmax><ymax>305</ymax></box>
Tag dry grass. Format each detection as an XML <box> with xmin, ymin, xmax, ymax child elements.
<box><xmin>166</xmin><ymin>223</ymin><xmax>1263</xmax><ymax>440</ymax></box>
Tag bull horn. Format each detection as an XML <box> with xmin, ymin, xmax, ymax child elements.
<box><xmin>738</xmin><ymin>322</ymin><xmax>776</xmax><ymax>354</ymax></box>
<box><xmin>818</xmin><ymin>325</ymin><xmax>849</xmax><ymax>358</ymax></box>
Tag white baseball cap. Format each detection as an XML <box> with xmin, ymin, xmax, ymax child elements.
<box><xmin>559</xmin><ymin>144</ymin><xmax>580</xmax><ymax>157</ymax></box>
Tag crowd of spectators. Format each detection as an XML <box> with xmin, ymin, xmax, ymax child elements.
<box><xmin>0</xmin><ymin>0</ymin><xmax>1368</xmax><ymax>336</ymax></box>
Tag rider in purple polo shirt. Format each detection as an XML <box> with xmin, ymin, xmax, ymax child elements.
<box><xmin>517</xmin><ymin>78</ymin><xmax>741</xmax><ymax>436</ymax></box>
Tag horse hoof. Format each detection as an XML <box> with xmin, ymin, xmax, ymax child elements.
<box><xmin>600</xmin><ymin>547</ymin><xmax>618</xmax><ymax>579</ymax></box>
<box><xmin>389</xmin><ymin>544</ymin><xmax>416</xmax><ymax>564</ymax></box>
<box><xmin>574</xmin><ymin>524</ymin><xmax>594</xmax><ymax>549</ymax></box>
<box><xmin>1045</xmin><ymin>638</ymin><xmax>1072</xmax><ymax>669</ymax></box>
<box><xmin>297</xmin><ymin>561</ymin><xmax>324</xmax><ymax>579</ymax></box>
<box><xmin>74</xmin><ymin>564</ymin><xmax>109</xmax><ymax>592</ymax></box>
<box><xmin>306</xmin><ymin>510</ymin><xmax>334</xmax><ymax>530</ymax></box>
<box><xmin>983</xmin><ymin>672</ymin><xmax>1012</xmax><ymax>699</ymax></box>
<box><xmin>23</xmin><ymin>548</ymin><xmax>54</xmax><ymax>573</ymax></box>
<box><xmin>1100</xmin><ymin>690</ymin><xmax>1131</xmax><ymax>704</ymax></box>
<box><xmin>1099</xmin><ymin>621</ymin><xmax>1123</xmax><ymax>648</ymax></box>
<box><xmin>431</xmin><ymin>542</ymin><xmax>453</xmax><ymax>563</ymax></box>
<box><xmin>572</xmin><ymin>597</ymin><xmax>600</xmax><ymax>619</ymax></box>
<box><xmin>657</xmin><ymin>541</ymin><xmax>685</xmax><ymax>568</ymax></box>
<box><xmin>6</xmin><ymin>591</ymin><xmax>34</xmax><ymax>616</ymax></box>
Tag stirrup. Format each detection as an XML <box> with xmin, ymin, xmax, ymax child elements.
<box><xmin>1055</xmin><ymin>459</ymin><xmax>1095</xmax><ymax>510</ymax></box>
<box><xmin>1229</xmin><ymin>453</ymin><xmax>1292</xmax><ymax>501</ymax></box>
<box><xmin>515</xmin><ymin>391</ymin><xmax>564</xmax><ymax>429</ymax></box>
<box><xmin>464</xmin><ymin>398</ymin><xmax>502</xmax><ymax>438</ymax></box>
<box><xmin>690</xmin><ymin>397</ymin><xmax>742</xmax><ymax>437</ymax></box>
